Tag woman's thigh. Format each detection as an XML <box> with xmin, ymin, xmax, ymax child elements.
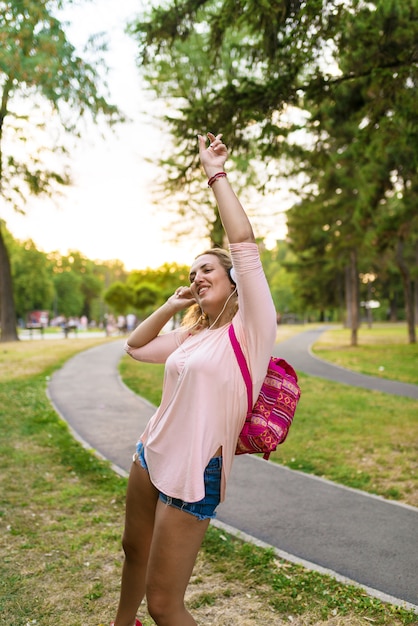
<box><xmin>123</xmin><ymin>460</ymin><xmax>159</xmax><ymax>555</ymax></box>
<box><xmin>146</xmin><ymin>499</ymin><xmax>210</xmax><ymax>602</ymax></box>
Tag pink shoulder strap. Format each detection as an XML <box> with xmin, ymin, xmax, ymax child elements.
<box><xmin>228</xmin><ymin>324</ymin><xmax>253</xmax><ymax>412</ymax></box>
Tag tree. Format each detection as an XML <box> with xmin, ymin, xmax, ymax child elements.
<box><xmin>129</xmin><ymin>0</ymin><xmax>310</xmax><ymax>246</ymax></box>
<box><xmin>10</xmin><ymin>238</ymin><xmax>54</xmax><ymax>321</ymax></box>
<box><xmin>50</xmin><ymin>249</ymin><xmax>104</xmax><ymax>320</ymax></box>
<box><xmin>130</xmin><ymin>0</ymin><xmax>417</xmax><ymax>343</ymax></box>
<box><xmin>103</xmin><ymin>281</ymin><xmax>133</xmax><ymax>315</ymax></box>
<box><xmin>53</xmin><ymin>268</ymin><xmax>83</xmax><ymax>317</ymax></box>
<box><xmin>0</xmin><ymin>0</ymin><xmax>122</xmax><ymax>341</ymax></box>
<box><xmin>260</xmin><ymin>241</ymin><xmax>301</xmax><ymax>320</ymax></box>
<box><xmin>131</xmin><ymin>282</ymin><xmax>161</xmax><ymax>318</ymax></box>
<box><xmin>127</xmin><ymin>262</ymin><xmax>190</xmax><ymax>299</ymax></box>
<box><xmin>292</xmin><ymin>0</ymin><xmax>418</xmax><ymax>343</ymax></box>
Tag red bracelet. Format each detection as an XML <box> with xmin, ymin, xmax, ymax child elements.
<box><xmin>208</xmin><ymin>171</ymin><xmax>227</xmax><ymax>187</ymax></box>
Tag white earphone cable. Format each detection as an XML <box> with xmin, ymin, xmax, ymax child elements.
<box><xmin>208</xmin><ymin>287</ymin><xmax>237</xmax><ymax>330</ymax></box>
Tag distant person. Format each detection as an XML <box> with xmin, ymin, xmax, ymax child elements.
<box><xmin>117</xmin><ymin>314</ymin><xmax>127</xmax><ymax>334</ymax></box>
<box><xmin>126</xmin><ymin>313</ymin><xmax>136</xmax><ymax>333</ymax></box>
<box><xmin>80</xmin><ymin>315</ymin><xmax>88</xmax><ymax>331</ymax></box>
<box><xmin>105</xmin><ymin>314</ymin><xmax>115</xmax><ymax>336</ymax></box>
<box><xmin>111</xmin><ymin>132</ymin><xmax>277</xmax><ymax>626</ymax></box>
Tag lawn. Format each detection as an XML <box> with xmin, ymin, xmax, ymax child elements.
<box><xmin>312</xmin><ymin>324</ymin><xmax>418</xmax><ymax>385</ymax></box>
<box><xmin>0</xmin><ymin>331</ymin><xmax>417</xmax><ymax>625</ymax></box>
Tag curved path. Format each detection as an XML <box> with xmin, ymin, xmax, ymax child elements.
<box><xmin>47</xmin><ymin>328</ymin><xmax>418</xmax><ymax>612</ymax></box>
<box><xmin>274</xmin><ymin>326</ymin><xmax>418</xmax><ymax>399</ymax></box>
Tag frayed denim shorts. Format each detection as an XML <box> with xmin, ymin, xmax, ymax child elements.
<box><xmin>134</xmin><ymin>441</ymin><xmax>222</xmax><ymax>521</ymax></box>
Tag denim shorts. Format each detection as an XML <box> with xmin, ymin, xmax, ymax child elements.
<box><xmin>134</xmin><ymin>441</ymin><xmax>222</xmax><ymax>521</ymax></box>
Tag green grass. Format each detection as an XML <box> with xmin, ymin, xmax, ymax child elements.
<box><xmin>120</xmin><ymin>359</ymin><xmax>164</xmax><ymax>407</ymax></box>
<box><xmin>313</xmin><ymin>324</ymin><xmax>418</xmax><ymax>385</ymax></box>
<box><xmin>1</xmin><ymin>335</ymin><xmax>417</xmax><ymax>625</ymax></box>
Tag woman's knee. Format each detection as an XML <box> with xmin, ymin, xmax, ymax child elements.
<box><xmin>146</xmin><ymin>592</ymin><xmax>166</xmax><ymax>623</ymax></box>
<box><xmin>146</xmin><ymin>587</ymin><xmax>182</xmax><ymax>623</ymax></box>
<box><xmin>121</xmin><ymin>531</ymin><xmax>141</xmax><ymax>561</ymax></box>
<box><xmin>121</xmin><ymin>516</ymin><xmax>153</xmax><ymax>563</ymax></box>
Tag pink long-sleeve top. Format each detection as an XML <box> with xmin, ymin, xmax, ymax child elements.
<box><xmin>124</xmin><ymin>242</ymin><xmax>277</xmax><ymax>503</ymax></box>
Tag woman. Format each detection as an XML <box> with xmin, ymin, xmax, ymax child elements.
<box><xmin>111</xmin><ymin>132</ymin><xmax>277</xmax><ymax>626</ymax></box>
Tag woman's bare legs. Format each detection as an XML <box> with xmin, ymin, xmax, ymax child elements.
<box><xmin>146</xmin><ymin>500</ymin><xmax>210</xmax><ymax>626</ymax></box>
<box><xmin>113</xmin><ymin>460</ymin><xmax>159</xmax><ymax>626</ymax></box>
<box><xmin>113</xmin><ymin>460</ymin><xmax>212</xmax><ymax>626</ymax></box>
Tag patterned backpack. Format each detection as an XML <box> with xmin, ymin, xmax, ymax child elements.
<box><xmin>229</xmin><ymin>325</ymin><xmax>301</xmax><ymax>460</ymax></box>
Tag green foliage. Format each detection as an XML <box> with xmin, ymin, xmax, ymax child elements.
<box><xmin>9</xmin><ymin>238</ymin><xmax>55</xmax><ymax>319</ymax></box>
<box><xmin>103</xmin><ymin>281</ymin><xmax>133</xmax><ymax>315</ymax></box>
<box><xmin>288</xmin><ymin>0</ymin><xmax>418</xmax><ymax>338</ymax></box>
<box><xmin>129</xmin><ymin>0</ymin><xmax>418</xmax><ymax>340</ymax></box>
<box><xmin>53</xmin><ymin>267</ymin><xmax>83</xmax><ymax>317</ymax></box>
<box><xmin>0</xmin><ymin>0</ymin><xmax>123</xmax><ymax>341</ymax></box>
<box><xmin>0</xmin><ymin>0</ymin><xmax>122</xmax><ymax>209</ymax></box>
<box><xmin>260</xmin><ymin>241</ymin><xmax>298</xmax><ymax>316</ymax></box>
<box><xmin>128</xmin><ymin>263</ymin><xmax>190</xmax><ymax>294</ymax></box>
<box><xmin>131</xmin><ymin>281</ymin><xmax>161</xmax><ymax>313</ymax></box>
<box><xmin>127</xmin><ymin>263</ymin><xmax>191</xmax><ymax>317</ymax></box>
<box><xmin>3</xmin><ymin>228</ymin><xmax>197</xmax><ymax>325</ymax></box>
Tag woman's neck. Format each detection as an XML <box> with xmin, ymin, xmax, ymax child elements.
<box><xmin>207</xmin><ymin>292</ymin><xmax>237</xmax><ymax>330</ymax></box>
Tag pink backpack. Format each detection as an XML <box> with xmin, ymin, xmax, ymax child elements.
<box><xmin>229</xmin><ymin>325</ymin><xmax>301</xmax><ymax>460</ymax></box>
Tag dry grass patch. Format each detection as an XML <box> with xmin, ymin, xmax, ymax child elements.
<box><xmin>1</xmin><ymin>337</ymin><xmax>417</xmax><ymax>625</ymax></box>
<box><xmin>0</xmin><ymin>336</ymin><xmax>113</xmax><ymax>381</ymax></box>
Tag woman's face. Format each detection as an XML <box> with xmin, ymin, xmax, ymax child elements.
<box><xmin>189</xmin><ymin>254</ymin><xmax>234</xmax><ymax>315</ymax></box>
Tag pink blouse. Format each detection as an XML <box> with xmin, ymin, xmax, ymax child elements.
<box><xmin>125</xmin><ymin>242</ymin><xmax>277</xmax><ymax>502</ymax></box>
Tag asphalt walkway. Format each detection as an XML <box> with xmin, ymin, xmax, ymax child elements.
<box><xmin>275</xmin><ymin>326</ymin><xmax>418</xmax><ymax>399</ymax></box>
<box><xmin>47</xmin><ymin>328</ymin><xmax>418</xmax><ymax>612</ymax></box>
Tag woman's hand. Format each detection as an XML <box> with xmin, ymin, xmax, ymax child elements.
<box><xmin>198</xmin><ymin>132</ymin><xmax>228</xmax><ymax>178</ymax></box>
<box><xmin>167</xmin><ymin>285</ymin><xmax>196</xmax><ymax>312</ymax></box>
<box><xmin>198</xmin><ymin>130</ymin><xmax>255</xmax><ymax>244</ymax></box>
<box><xmin>126</xmin><ymin>286</ymin><xmax>196</xmax><ymax>348</ymax></box>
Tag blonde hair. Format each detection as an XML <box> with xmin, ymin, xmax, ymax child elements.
<box><xmin>181</xmin><ymin>248</ymin><xmax>238</xmax><ymax>332</ymax></box>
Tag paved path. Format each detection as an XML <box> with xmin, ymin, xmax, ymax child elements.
<box><xmin>47</xmin><ymin>329</ymin><xmax>418</xmax><ymax>612</ymax></box>
<box><xmin>275</xmin><ymin>326</ymin><xmax>418</xmax><ymax>399</ymax></box>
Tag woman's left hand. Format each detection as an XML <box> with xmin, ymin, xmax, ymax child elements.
<box><xmin>198</xmin><ymin>132</ymin><xmax>228</xmax><ymax>178</ymax></box>
<box><xmin>167</xmin><ymin>285</ymin><xmax>196</xmax><ymax>311</ymax></box>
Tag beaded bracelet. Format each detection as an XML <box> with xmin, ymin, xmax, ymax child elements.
<box><xmin>208</xmin><ymin>171</ymin><xmax>227</xmax><ymax>187</ymax></box>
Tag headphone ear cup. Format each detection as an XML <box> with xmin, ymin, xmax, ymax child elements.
<box><xmin>228</xmin><ymin>267</ymin><xmax>237</xmax><ymax>285</ymax></box>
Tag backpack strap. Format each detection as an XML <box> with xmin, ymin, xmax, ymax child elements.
<box><xmin>228</xmin><ymin>324</ymin><xmax>253</xmax><ymax>414</ymax></box>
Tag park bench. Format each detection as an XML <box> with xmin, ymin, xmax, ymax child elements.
<box><xmin>25</xmin><ymin>323</ymin><xmax>44</xmax><ymax>338</ymax></box>
<box><xmin>63</xmin><ymin>323</ymin><xmax>78</xmax><ymax>338</ymax></box>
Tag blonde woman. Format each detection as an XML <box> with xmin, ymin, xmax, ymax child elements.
<box><xmin>111</xmin><ymin>132</ymin><xmax>277</xmax><ymax>626</ymax></box>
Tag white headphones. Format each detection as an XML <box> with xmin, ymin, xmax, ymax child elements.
<box><xmin>228</xmin><ymin>266</ymin><xmax>237</xmax><ymax>285</ymax></box>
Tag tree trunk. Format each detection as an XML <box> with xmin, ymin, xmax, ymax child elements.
<box><xmin>396</xmin><ymin>239</ymin><xmax>416</xmax><ymax>344</ymax></box>
<box><xmin>0</xmin><ymin>221</ymin><xmax>19</xmax><ymax>342</ymax></box>
<box><xmin>414</xmin><ymin>241</ymin><xmax>418</xmax><ymax>326</ymax></box>
<box><xmin>344</xmin><ymin>265</ymin><xmax>351</xmax><ymax>329</ymax></box>
<box><xmin>388</xmin><ymin>290</ymin><xmax>398</xmax><ymax>321</ymax></box>
<box><xmin>345</xmin><ymin>249</ymin><xmax>359</xmax><ymax>346</ymax></box>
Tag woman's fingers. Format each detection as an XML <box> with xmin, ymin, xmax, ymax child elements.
<box><xmin>208</xmin><ymin>132</ymin><xmax>223</xmax><ymax>148</ymax></box>
<box><xmin>175</xmin><ymin>286</ymin><xmax>194</xmax><ymax>299</ymax></box>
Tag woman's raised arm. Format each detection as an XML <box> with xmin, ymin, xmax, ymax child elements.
<box><xmin>198</xmin><ymin>132</ymin><xmax>255</xmax><ymax>244</ymax></box>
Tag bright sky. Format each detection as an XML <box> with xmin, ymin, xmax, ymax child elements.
<box><xmin>2</xmin><ymin>0</ymin><xmax>288</xmax><ymax>271</ymax></box>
